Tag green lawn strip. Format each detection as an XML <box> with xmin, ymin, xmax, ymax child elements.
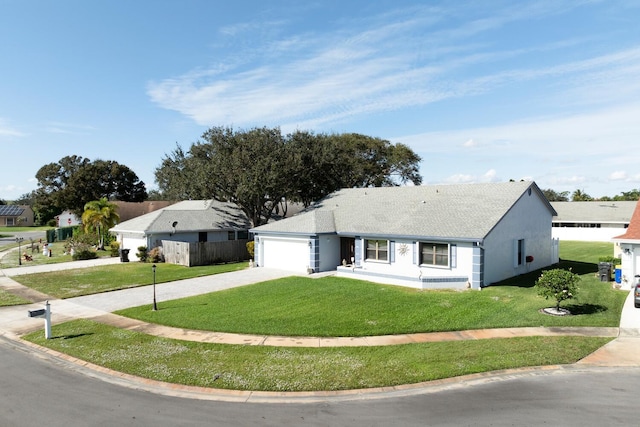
<box><xmin>24</xmin><ymin>319</ymin><xmax>611</xmax><ymax>392</ymax></box>
<box><xmin>116</xmin><ymin>272</ymin><xmax>626</xmax><ymax>337</ymax></box>
<box><xmin>0</xmin><ymin>241</ymin><xmax>111</xmax><ymax>269</ymax></box>
<box><xmin>0</xmin><ymin>289</ymin><xmax>31</xmax><ymax>306</ymax></box>
<box><xmin>9</xmin><ymin>262</ymin><xmax>249</xmax><ymax>299</ymax></box>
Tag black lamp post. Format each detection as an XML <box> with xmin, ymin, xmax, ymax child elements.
<box><xmin>152</xmin><ymin>264</ymin><xmax>158</xmax><ymax>311</ymax></box>
<box><xmin>16</xmin><ymin>237</ymin><xmax>23</xmax><ymax>266</ymax></box>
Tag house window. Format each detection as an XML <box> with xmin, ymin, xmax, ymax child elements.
<box><xmin>227</xmin><ymin>231</ymin><xmax>236</xmax><ymax>241</ymax></box>
<box><xmin>420</xmin><ymin>242</ymin><xmax>449</xmax><ymax>266</ymax></box>
<box><xmin>237</xmin><ymin>230</ymin><xmax>249</xmax><ymax>240</ymax></box>
<box><xmin>366</xmin><ymin>239</ymin><xmax>388</xmax><ymax>261</ymax></box>
<box><xmin>199</xmin><ymin>232</ymin><xmax>208</xmax><ymax>242</ymax></box>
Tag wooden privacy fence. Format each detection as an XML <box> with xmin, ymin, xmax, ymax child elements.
<box><xmin>162</xmin><ymin>240</ymin><xmax>250</xmax><ymax>267</ymax></box>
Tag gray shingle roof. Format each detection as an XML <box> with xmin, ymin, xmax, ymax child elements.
<box><xmin>550</xmin><ymin>201</ymin><xmax>636</xmax><ymax>224</ymax></box>
<box><xmin>110</xmin><ymin>200</ymin><xmax>250</xmax><ymax>234</ymax></box>
<box><xmin>253</xmin><ymin>181</ymin><xmax>550</xmax><ymax>241</ymax></box>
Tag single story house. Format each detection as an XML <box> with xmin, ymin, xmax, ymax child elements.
<box><xmin>611</xmin><ymin>200</ymin><xmax>640</xmax><ymax>289</ymax></box>
<box><xmin>251</xmin><ymin>181</ymin><xmax>559</xmax><ymax>290</ymax></box>
<box><xmin>0</xmin><ymin>205</ymin><xmax>34</xmax><ymax>227</ymax></box>
<box><xmin>110</xmin><ymin>199</ymin><xmax>251</xmax><ymax>261</ymax></box>
<box><xmin>551</xmin><ymin>201</ymin><xmax>635</xmax><ymax>242</ymax></box>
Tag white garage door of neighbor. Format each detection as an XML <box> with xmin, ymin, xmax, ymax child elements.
<box><xmin>263</xmin><ymin>238</ymin><xmax>309</xmax><ymax>272</ymax></box>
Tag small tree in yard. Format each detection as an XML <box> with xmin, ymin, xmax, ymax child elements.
<box><xmin>535</xmin><ymin>268</ymin><xmax>580</xmax><ymax>312</ymax></box>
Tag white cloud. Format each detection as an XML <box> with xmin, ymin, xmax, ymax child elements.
<box><xmin>610</xmin><ymin>171</ymin><xmax>628</xmax><ymax>180</ymax></box>
<box><xmin>0</xmin><ymin>119</ymin><xmax>25</xmax><ymax>138</ymax></box>
<box><xmin>147</xmin><ymin>1</ymin><xmax>636</xmax><ymax>131</ymax></box>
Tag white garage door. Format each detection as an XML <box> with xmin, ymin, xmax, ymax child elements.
<box><xmin>262</xmin><ymin>238</ymin><xmax>309</xmax><ymax>273</ymax></box>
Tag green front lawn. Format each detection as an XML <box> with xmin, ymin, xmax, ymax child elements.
<box><xmin>116</xmin><ymin>269</ymin><xmax>625</xmax><ymax>337</ymax></box>
<box><xmin>19</xmin><ymin>240</ymin><xmax>626</xmax><ymax>392</ymax></box>
<box><xmin>9</xmin><ymin>262</ymin><xmax>249</xmax><ymax>299</ymax></box>
<box><xmin>24</xmin><ymin>319</ymin><xmax>611</xmax><ymax>392</ymax></box>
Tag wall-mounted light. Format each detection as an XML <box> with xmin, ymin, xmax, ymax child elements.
<box><xmin>624</xmin><ymin>248</ymin><xmax>631</xmax><ymax>255</ymax></box>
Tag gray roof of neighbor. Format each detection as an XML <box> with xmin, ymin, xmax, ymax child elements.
<box><xmin>550</xmin><ymin>201</ymin><xmax>637</xmax><ymax>224</ymax></box>
<box><xmin>110</xmin><ymin>200</ymin><xmax>251</xmax><ymax>234</ymax></box>
<box><xmin>252</xmin><ymin>181</ymin><xmax>552</xmax><ymax>241</ymax></box>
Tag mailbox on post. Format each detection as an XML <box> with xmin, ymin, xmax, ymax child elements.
<box><xmin>27</xmin><ymin>301</ymin><xmax>52</xmax><ymax>339</ymax></box>
<box><xmin>28</xmin><ymin>308</ymin><xmax>46</xmax><ymax>318</ymax></box>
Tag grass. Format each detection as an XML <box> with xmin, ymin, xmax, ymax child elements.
<box><xmin>17</xmin><ymin>240</ymin><xmax>628</xmax><ymax>391</ymax></box>
<box><xmin>24</xmin><ymin>319</ymin><xmax>612</xmax><ymax>392</ymax></box>
<box><xmin>0</xmin><ymin>241</ymin><xmax>111</xmax><ymax>269</ymax></box>
<box><xmin>115</xmin><ymin>242</ymin><xmax>626</xmax><ymax>336</ymax></box>
<box><xmin>0</xmin><ymin>289</ymin><xmax>31</xmax><ymax>306</ymax></box>
<box><xmin>117</xmin><ymin>273</ymin><xmax>625</xmax><ymax>337</ymax></box>
<box><xmin>9</xmin><ymin>262</ymin><xmax>249</xmax><ymax>299</ymax></box>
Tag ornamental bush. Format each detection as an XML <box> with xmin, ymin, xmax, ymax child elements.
<box><xmin>535</xmin><ymin>268</ymin><xmax>580</xmax><ymax>311</ymax></box>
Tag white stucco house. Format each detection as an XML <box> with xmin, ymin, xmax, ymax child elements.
<box><xmin>551</xmin><ymin>201</ymin><xmax>635</xmax><ymax>242</ymax></box>
<box><xmin>251</xmin><ymin>181</ymin><xmax>559</xmax><ymax>290</ymax></box>
<box><xmin>611</xmin><ymin>200</ymin><xmax>640</xmax><ymax>290</ymax></box>
<box><xmin>110</xmin><ymin>200</ymin><xmax>251</xmax><ymax>260</ymax></box>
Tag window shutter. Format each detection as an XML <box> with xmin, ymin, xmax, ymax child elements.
<box><xmin>513</xmin><ymin>239</ymin><xmax>519</xmax><ymax>267</ymax></box>
<box><xmin>451</xmin><ymin>244</ymin><xmax>457</xmax><ymax>268</ymax></box>
<box><xmin>389</xmin><ymin>241</ymin><xmax>395</xmax><ymax>263</ymax></box>
<box><xmin>413</xmin><ymin>242</ymin><xmax>418</xmax><ymax>265</ymax></box>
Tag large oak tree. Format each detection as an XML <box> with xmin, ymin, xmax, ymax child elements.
<box><xmin>34</xmin><ymin>155</ymin><xmax>147</xmax><ymax>217</ymax></box>
<box><xmin>155</xmin><ymin>126</ymin><xmax>423</xmax><ymax>226</ymax></box>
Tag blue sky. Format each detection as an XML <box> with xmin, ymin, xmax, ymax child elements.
<box><xmin>2</xmin><ymin>0</ymin><xmax>640</xmax><ymax>201</ymax></box>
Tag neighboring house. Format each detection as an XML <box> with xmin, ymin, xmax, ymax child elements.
<box><xmin>0</xmin><ymin>205</ymin><xmax>34</xmax><ymax>227</ymax></box>
<box><xmin>611</xmin><ymin>200</ymin><xmax>640</xmax><ymax>290</ymax></box>
<box><xmin>56</xmin><ymin>210</ymin><xmax>82</xmax><ymax>227</ymax></box>
<box><xmin>251</xmin><ymin>181</ymin><xmax>559</xmax><ymax>290</ymax></box>
<box><xmin>551</xmin><ymin>201</ymin><xmax>636</xmax><ymax>242</ymax></box>
<box><xmin>109</xmin><ymin>199</ymin><xmax>252</xmax><ymax>261</ymax></box>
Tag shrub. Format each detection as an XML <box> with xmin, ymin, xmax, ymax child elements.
<box><xmin>136</xmin><ymin>246</ymin><xmax>148</xmax><ymax>262</ymax></box>
<box><xmin>599</xmin><ymin>256</ymin><xmax>621</xmax><ymax>265</ymax></box>
<box><xmin>148</xmin><ymin>246</ymin><xmax>164</xmax><ymax>263</ymax></box>
<box><xmin>71</xmin><ymin>244</ymin><xmax>98</xmax><ymax>261</ymax></box>
<box><xmin>109</xmin><ymin>241</ymin><xmax>120</xmax><ymax>257</ymax></box>
<box><xmin>535</xmin><ymin>268</ymin><xmax>580</xmax><ymax>311</ymax></box>
<box><xmin>246</xmin><ymin>241</ymin><xmax>255</xmax><ymax>259</ymax></box>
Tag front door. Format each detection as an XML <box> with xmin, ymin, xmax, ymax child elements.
<box><xmin>340</xmin><ymin>237</ymin><xmax>355</xmax><ymax>265</ymax></box>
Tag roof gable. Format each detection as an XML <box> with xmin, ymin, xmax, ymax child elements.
<box><xmin>612</xmin><ymin>200</ymin><xmax>640</xmax><ymax>241</ymax></box>
<box><xmin>253</xmin><ymin>181</ymin><xmax>549</xmax><ymax>240</ymax></box>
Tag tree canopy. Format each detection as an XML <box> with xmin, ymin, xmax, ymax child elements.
<box><xmin>154</xmin><ymin>126</ymin><xmax>422</xmax><ymax>226</ymax></box>
<box><xmin>34</xmin><ymin>155</ymin><xmax>147</xmax><ymax>217</ymax></box>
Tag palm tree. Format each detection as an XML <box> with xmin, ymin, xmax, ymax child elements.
<box><xmin>81</xmin><ymin>198</ymin><xmax>120</xmax><ymax>250</ymax></box>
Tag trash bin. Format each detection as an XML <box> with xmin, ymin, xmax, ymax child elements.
<box><xmin>119</xmin><ymin>248</ymin><xmax>130</xmax><ymax>262</ymax></box>
<box><xmin>615</xmin><ymin>265</ymin><xmax>622</xmax><ymax>284</ymax></box>
<box><xmin>598</xmin><ymin>262</ymin><xmax>612</xmax><ymax>282</ymax></box>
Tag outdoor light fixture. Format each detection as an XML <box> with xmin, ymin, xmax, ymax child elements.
<box><xmin>15</xmin><ymin>237</ymin><xmax>23</xmax><ymax>266</ymax></box>
<box><xmin>152</xmin><ymin>264</ymin><xmax>158</xmax><ymax>311</ymax></box>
